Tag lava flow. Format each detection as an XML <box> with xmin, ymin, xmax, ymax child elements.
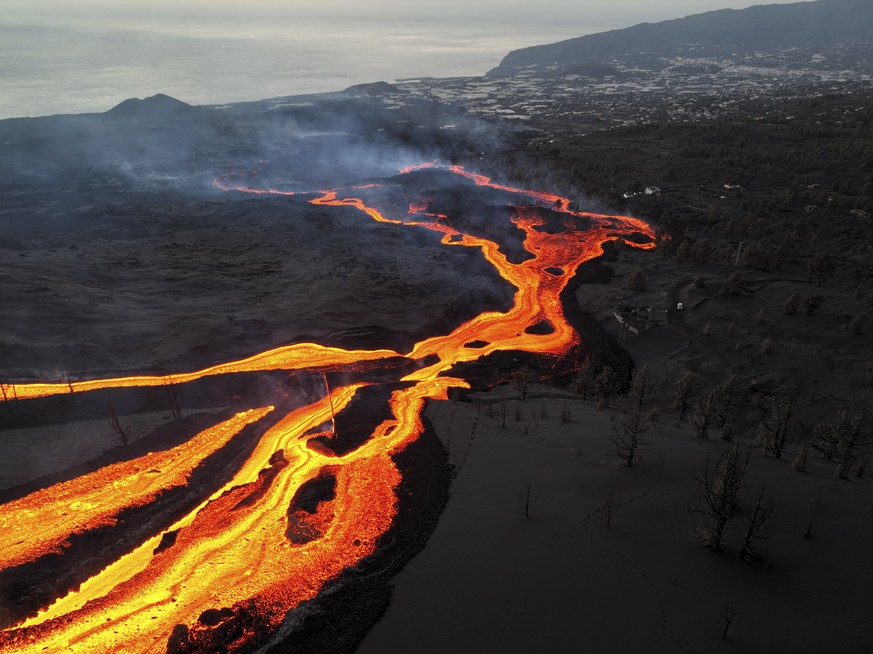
<box><xmin>0</xmin><ymin>163</ymin><xmax>654</xmax><ymax>653</ymax></box>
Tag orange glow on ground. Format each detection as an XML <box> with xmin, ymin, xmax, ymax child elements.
<box><xmin>0</xmin><ymin>163</ymin><xmax>654</xmax><ymax>653</ymax></box>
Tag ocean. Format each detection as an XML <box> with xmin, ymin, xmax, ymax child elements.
<box><xmin>0</xmin><ymin>19</ymin><xmax>597</xmax><ymax>120</ymax></box>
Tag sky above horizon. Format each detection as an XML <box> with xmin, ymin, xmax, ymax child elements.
<box><xmin>6</xmin><ymin>0</ymin><xmax>808</xmax><ymax>28</ymax></box>
<box><xmin>0</xmin><ymin>0</ymin><xmax>813</xmax><ymax>118</ymax></box>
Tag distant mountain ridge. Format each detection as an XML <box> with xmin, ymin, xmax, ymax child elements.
<box><xmin>489</xmin><ymin>0</ymin><xmax>873</xmax><ymax>75</ymax></box>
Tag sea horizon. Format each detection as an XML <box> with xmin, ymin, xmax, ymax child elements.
<box><xmin>0</xmin><ymin>18</ymin><xmax>605</xmax><ymax>120</ymax></box>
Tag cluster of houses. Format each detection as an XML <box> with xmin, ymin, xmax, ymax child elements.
<box><xmin>613</xmin><ymin>305</ymin><xmax>669</xmax><ymax>335</ymax></box>
<box><xmin>622</xmin><ymin>187</ymin><xmax>661</xmax><ymax>200</ymax></box>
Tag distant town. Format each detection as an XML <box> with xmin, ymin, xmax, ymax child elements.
<box><xmin>392</xmin><ymin>42</ymin><xmax>873</xmax><ymax>135</ymax></box>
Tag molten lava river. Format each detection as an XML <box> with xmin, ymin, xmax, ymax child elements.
<box><xmin>0</xmin><ymin>163</ymin><xmax>653</xmax><ymax>652</ymax></box>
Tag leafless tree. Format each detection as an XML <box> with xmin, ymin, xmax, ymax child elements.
<box><xmin>758</xmin><ymin>381</ymin><xmax>802</xmax><ymax>459</ymax></box>
<box><xmin>783</xmin><ymin>292</ymin><xmax>801</xmax><ymax>315</ymax></box>
<box><xmin>610</xmin><ymin>407</ymin><xmax>651</xmax><ymax>467</ymax></box>
<box><xmin>629</xmin><ymin>363</ymin><xmax>652</xmax><ymax>412</ymax></box>
<box><xmin>739</xmin><ymin>486</ymin><xmax>774</xmax><ymax>564</ymax></box>
<box><xmin>108</xmin><ymin>404</ymin><xmax>131</xmax><ymax>448</ymax></box>
<box><xmin>672</xmin><ymin>371</ymin><xmax>700</xmax><ymax>421</ymax></box>
<box><xmin>804</xmin><ymin>294</ymin><xmax>825</xmax><ymax>315</ymax></box>
<box><xmin>624</xmin><ymin>269</ymin><xmax>647</xmax><ymax>291</ymax></box>
<box><xmin>600</xmin><ymin>491</ymin><xmax>622</xmax><ymax>526</ymax></box>
<box><xmin>718</xmin><ymin>601</ymin><xmax>739</xmax><ymax>641</ymax></box>
<box><xmin>163</xmin><ymin>376</ymin><xmax>182</xmax><ymax>421</ymax></box>
<box><xmin>519</xmin><ymin>481</ymin><xmax>539</xmax><ymax>518</ymax></box>
<box><xmin>792</xmin><ymin>440</ymin><xmax>810</xmax><ymax>471</ymax></box>
<box><xmin>0</xmin><ymin>382</ymin><xmax>14</xmax><ymax>405</ymax></box>
<box><xmin>807</xmin><ymin>252</ymin><xmax>836</xmax><ymax>286</ymax></box>
<box><xmin>834</xmin><ymin>408</ymin><xmax>870</xmax><ymax>479</ymax></box>
<box><xmin>691</xmin><ymin>443</ymin><xmax>751</xmax><ymax>551</ymax></box>
<box><xmin>495</xmin><ymin>401</ymin><xmax>510</xmax><ymax>429</ymax></box>
<box><xmin>511</xmin><ymin>366</ymin><xmax>537</xmax><ymax>401</ymax></box>
<box><xmin>713</xmin><ymin>373</ymin><xmax>742</xmax><ymax>429</ymax></box>
<box><xmin>804</xmin><ymin>487</ymin><xmax>824</xmax><ymax>539</ymax></box>
<box><xmin>689</xmin><ymin>393</ymin><xmax>716</xmax><ymax>439</ymax></box>
<box><xmin>516</xmin><ymin>418</ymin><xmax>541</xmax><ymax>436</ymax></box>
<box><xmin>594</xmin><ymin>365</ymin><xmax>621</xmax><ymax>408</ymax></box>
<box><xmin>573</xmin><ymin>362</ymin><xmax>595</xmax><ymax>402</ymax></box>
<box><xmin>814</xmin><ymin>405</ymin><xmax>871</xmax><ymax>478</ymax></box>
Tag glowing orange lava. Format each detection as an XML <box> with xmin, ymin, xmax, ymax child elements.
<box><xmin>0</xmin><ymin>162</ymin><xmax>654</xmax><ymax>653</ymax></box>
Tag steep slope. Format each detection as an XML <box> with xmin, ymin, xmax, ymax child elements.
<box><xmin>489</xmin><ymin>0</ymin><xmax>873</xmax><ymax>74</ymax></box>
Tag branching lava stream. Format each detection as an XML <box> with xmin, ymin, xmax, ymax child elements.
<box><xmin>0</xmin><ymin>164</ymin><xmax>653</xmax><ymax>653</ymax></box>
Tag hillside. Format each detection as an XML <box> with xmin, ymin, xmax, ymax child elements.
<box><xmin>489</xmin><ymin>0</ymin><xmax>873</xmax><ymax>75</ymax></box>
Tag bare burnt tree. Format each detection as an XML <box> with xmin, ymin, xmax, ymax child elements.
<box><xmin>108</xmin><ymin>404</ymin><xmax>131</xmax><ymax>448</ymax></box>
<box><xmin>511</xmin><ymin>365</ymin><xmax>537</xmax><ymax>401</ymax></box>
<box><xmin>672</xmin><ymin>371</ymin><xmax>701</xmax><ymax>421</ymax></box>
<box><xmin>834</xmin><ymin>408</ymin><xmax>870</xmax><ymax>479</ymax></box>
<box><xmin>807</xmin><ymin>252</ymin><xmax>836</xmax><ymax>286</ymax></box>
<box><xmin>804</xmin><ymin>294</ymin><xmax>825</xmax><ymax>315</ymax></box>
<box><xmin>689</xmin><ymin>393</ymin><xmax>716</xmax><ymax>439</ymax></box>
<box><xmin>573</xmin><ymin>362</ymin><xmax>595</xmax><ymax>402</ymax></box>
<box><xmin>594</xmin><ymin>365</ymin><xmax>621</xmax><ymax>408</ymax></box>
<box><xmin>691</xmin><ymin>443</ymin><xmax>751</xmax><ymax>551</ymax></box>
<box><xmin>610</xmin><ymin>408</ymin><xmax>651</xmax><ymax>467</ymax></box>
<box><xmin>495</xmin><ymin>401</ymin><xmax>510</xmax><ymax>429</ymax></box>
<box><xmin>629</xmin><ymin>363</ymin><xmax>652</xmax><ymax>412</ymax></box>
<box><xmin>624</xmin><ymin>269</ymin><xmax>647</xmax><ymax>291</ymax></box>
<box><xmin>814</xmin><ymin>404</ymin><xmax>871</xmax><ymax>478</ymax></box>
<box><xmin>164</xmin><ymin>376</ymin><xmax>183</xmax><ymax>422</ymax></box>
<box><xmin>758</xmin><ymin>381</ymin><xmax>802</xmax><ymax>459</ymax></box>
<box><xmin>516</xmin><ymin>416</ymin><xmax>541</xmax><ymax>436</ymax></box>
<box><xmin>739</xmin><ymin>486</ymin><xmax>774</xmax><ymax>564</ymax></box>
<box><xmin>519</xmin><ymin>481</ymin><xmax>539</xmax><ymax>518</ymax></box>
<box><xmin>713</xmin><ymin>373</ymin><xmax>742</xmax><ymax>429</ymax></box>
<box><xmin>812</xmin><ymin>413</ymin><xmax>841</xmax><ymax>460</ymax></box>
<box><xmin>792</xmin><ymin>440</ymin><xmax>811</xmax><ymax>471</ymax></box>
<box><xmin>0</xmin><ymin>382</ymin><xmax>14</xmax><ymax>405</ymax></box>
<box><xmin>601</xmin><ymin>491</ymin><xmax>622</xmax><ymax>527</ymax></box>
<box><xmin>783</xmin><ymin>292</ymin><xmax>802</xmax><ymax>315</ymax></box>
<box><xmin>719</xmin><ymin>601</ymin><xmax>739</xmax><ymax>641</ymax></box>
<box><xmin>804</xmin><ymin>487</ymin><xmax>824</xmax><ymax>539</ymax></box>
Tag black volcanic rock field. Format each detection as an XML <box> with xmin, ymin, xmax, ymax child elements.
<box><xmin>0</xmin><ymin>93</ymin><xmax>520</xmax><ymax>380</ymax></box>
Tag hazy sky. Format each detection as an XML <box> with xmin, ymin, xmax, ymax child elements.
<box><xmin>0</xmin><ymin>0</ymin><xmax>813</xmax><ymax>117</ymax></box>
<box><xmin>6</xmin><ymin>0</ymin><xmax>808</xmax><ymax>28</ymax></box>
